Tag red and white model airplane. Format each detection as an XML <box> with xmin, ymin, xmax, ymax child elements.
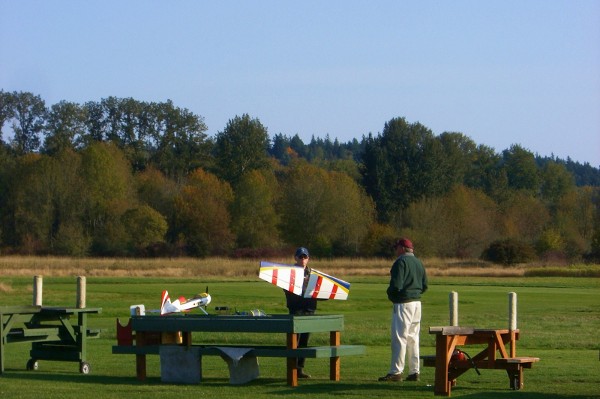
<box><xmin>258</xmin><ymin>261</ymin><xmax>351</xmax><ymax>300</ymax></box>
<box><xmin>160</xmin><ymin>289</ymin><xmax>212</xmax><ymax>315</ymax></box>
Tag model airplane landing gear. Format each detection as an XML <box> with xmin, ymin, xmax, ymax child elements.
<box><xmin>79</xmin><ymin>361</ymin><xmax>91</xmax><ymax>374</ymax></box>
<box><xmin>26</xmin><ymin>358</ymin><xmax>39</xmax><ymax>371</ymax></box>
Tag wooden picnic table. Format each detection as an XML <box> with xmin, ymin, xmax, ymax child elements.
<box><xmin>0</xmin><ymin>305</ymin><xmax>102</xmax><ymax>375</ymax></box>
<box><xmin>113</xmin><ymin>313</ymin><xmax>365</xmax><ymax>386</ymax></box>
<box><xmin>423</xmin><ymin>326</ymin><xmax>539</xmax><ymax>396</ymax></box>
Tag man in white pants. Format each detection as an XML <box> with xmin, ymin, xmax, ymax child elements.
<box><xmin>379</xmin><ymin>238</ymin><xmax>428</xmax><ymax>382</ymax></box>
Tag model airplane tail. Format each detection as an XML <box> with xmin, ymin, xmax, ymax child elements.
<box><xmin>258</xmin><ymin>261</ymin><xmax>350</xmax><ymax>300</ymax></box>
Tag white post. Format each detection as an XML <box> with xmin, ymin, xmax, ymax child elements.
<box><xmin>76</xmin><ymin>276</ymin><xmax>86</xmax><ymax>309</ymax></box>
<box><xmin>33</xmin><ymin>275</ymin><xmax>43</xmax><ymax>306</ymax></box>
<box><xmin>450</xmin><ymin>291</ymin><xmax>459</xmax><ymax>326</ymax></box>
<box><xmin>508</xmin><ymin>292</ymin><xmax>518</xmax><ymax>357</ymax></box>
<box><xmin>508</xmin><ymin>292</ymin><xmax>517</xmax><ymax>331</ymax></box>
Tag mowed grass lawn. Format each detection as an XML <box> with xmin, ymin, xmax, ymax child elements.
<box><xmin>0</xmin><ymin>274</ymin><xmax>598</xmax><ymax>399</ymax></box>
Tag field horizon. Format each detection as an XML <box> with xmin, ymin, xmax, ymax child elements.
<box><xmin>1</xmin><ymin>256</ymin><xmax>599</xmax><ymax>281</ymax></box>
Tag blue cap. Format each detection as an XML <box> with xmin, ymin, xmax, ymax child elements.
<box><xmin>295</xmin><ymin>247</ymin><xmax>309</xmax><ymax>257</ymax></box>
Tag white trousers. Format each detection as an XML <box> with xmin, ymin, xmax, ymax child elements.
<box><xmin>389</xmin><ymin>301</ymin><xmax>421</xmax><ymax>375</ymax></box>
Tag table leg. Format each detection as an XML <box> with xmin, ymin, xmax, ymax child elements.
<box><xmin>434</xmin><ymin>334</ymin><xmax>456</xmax><ymax>396</ymax></box>
<box><xmin>0</xmin><ymin>313</ymin><xmax>5</xmax><ymax>374</ymax></box>
<box><xmin>506</xmin><ymin>364</ymin><xmax>524</xmax><ymax>390</ymax></box>
<box><xmin>136</xmin><ymin>332</ymin><xmax>147</xmax><ymax>381</ymax></box>
<box><xmin>330</xmin><ymin>331</ymin><xmax>341</xmax><ymax>381</ymax></box>
<box><xmin>78</xmin><ymin>312</ymin><xmax>87</xmax><ymax>363</ymax></box>
<box><xmin>509</xmin><ymin>330</ymin><xmax>517</xmax><ymax>358</ymax></box>
<box><xmin>182</xmin><ymin>331</ymin><xmax>192</xmax><ymax>347</ymax></box>
<box><xmin>286</xmin><ymin>333</ymin><xmax>298</xmax><ymax>387</ymax></box>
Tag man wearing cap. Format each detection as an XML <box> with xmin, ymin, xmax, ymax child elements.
<box><xmin>284</xmin><ymin>247</ymin><xmax>317</xmax><ymax>378</ymax></box>
<box><xmin>379</xmin><ymin>238</ymin><xmax>428</xmax><ymax>382</ymax></box>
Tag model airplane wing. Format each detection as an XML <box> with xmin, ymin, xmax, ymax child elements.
<box><xmin>259</xmin><ymin>261</ymin><xmax>304</xmax><ymax>296</ymax></box>
<box><xmin>258</xmin><ymin>261</ymin><xmax>350</xmax><ymax>300</ymax></box>
<box><xmin>305</xmin><ymin>268</ymin><xmax>350</xmax><ymax>300</ymax></box>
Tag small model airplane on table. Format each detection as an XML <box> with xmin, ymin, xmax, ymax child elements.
<box><xmin>160</xmin><ymin>289</ymin><xmax>212</xmax><ymax>315</ymax></box>
<box><xmin>258</xmin><ymin>261</ymin><xmax>350</xmax><ymax>300</ymax></box>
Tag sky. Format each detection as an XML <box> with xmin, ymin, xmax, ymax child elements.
<box><xmin>1</xmin><ymin>0</ymin><xmax>599</xmax><ymax>166</ymax></box>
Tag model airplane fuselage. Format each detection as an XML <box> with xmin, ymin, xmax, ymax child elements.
<box><xmin>160</xmin><ymin>290</ymin><xmax>211</xmax><ymax>315</ymax></box>
<box><xmin>258</xmin><ymin>261</ymin><xmax>350</xmax><ymax>300</ymax></box>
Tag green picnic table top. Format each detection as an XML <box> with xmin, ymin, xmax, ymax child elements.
<box><xmin>130</xmin><ymin>314</ymin><xmax>345</xmax><ymax>334</ymax></box>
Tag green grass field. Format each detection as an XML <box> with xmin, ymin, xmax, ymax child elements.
<box><xmin>1</xmin><ymin>275</ymin><xmax>599</xmax><ymax>398</ymax></box>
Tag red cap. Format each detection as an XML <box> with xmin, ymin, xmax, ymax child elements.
<box><xmin>394</xmin><ymin>238</ymin><xmax>413</xmax><ymax>249</ymax></box>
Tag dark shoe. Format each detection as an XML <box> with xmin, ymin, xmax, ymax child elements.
<box><xmin>378</xmin><ymin>373</ymin><xmax>403</xmax><ymax>382</ymax></box>
<box><xmin>406</xmin><ymin>373</ymin><xmax>420</xmax><ymax>381</ymax></box>
<box><xmin>298</xmin><ymin>369</ymin><xmax>311</xmax><ymax>379</ymax></box>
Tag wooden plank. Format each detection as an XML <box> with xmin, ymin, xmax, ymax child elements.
<box><xmin>21</xmin><ymin>327</ymin><xmax>60</xmax><ymax>337</ymax></box>
<box><xmin>0</xmin><ymin>306</ymin><xmax>42</xmax><ymax>315</ymax></box>
<box><xmin>429</xmin><ymin>326</ymin><xmax>475</xmax><ymax>335</ymax></box>
<box><xmin>496</xmin><ymin>357</ymin><xmax>540</xmax><ymax>364</ymax></box>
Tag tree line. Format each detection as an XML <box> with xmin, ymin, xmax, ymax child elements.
<box><xmin>1</xmin><ymin>90</ymin><xmax>599</xmax><ymax>262</ymax></box>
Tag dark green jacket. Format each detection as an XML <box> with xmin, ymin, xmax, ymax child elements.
<box><xmin>386</xmin><ymin>253</ymin><xmax>428</xmax><ymax>303</ymax></box>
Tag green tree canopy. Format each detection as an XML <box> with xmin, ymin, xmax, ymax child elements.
<box><xmin>502</xmin><ymin>144</ymin><xmax>540</xmax><ymax>193</ymax></box>
<box><xmin>121</xmin><ymin>205</ymin><xmax>168</xmax><ymax>252</ymax></box>
<box><xmin>361</xmin><ymin>117</ymin><xmax>446</xmax><ymax>222</ymax></box>
<box><xmin>214</xmin><ymin>114</ymin><xmax>270</xmax><ymax>185</ymax></box>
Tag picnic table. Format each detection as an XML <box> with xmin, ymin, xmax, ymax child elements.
<box><xmin>112</xmin><ymin>313</ymin><xmax>365</xmax><ymax>386</ymax></box>
<box><xmin>0</xmin><ymin>305</ymin><xmax>102</xmax><ymax>374</ymax></box>
<box><xmin>422</xmin><ymin>326</ymin><xmax>539</xmax><ymax>396</ymax></box>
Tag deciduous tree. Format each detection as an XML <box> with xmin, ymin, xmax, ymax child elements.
<box><xmin>173</xmin><ymin>169</ymin><xmax>234</xmax><ymax>256</ymax></box>
<box><xmin>231</xmin><ymin>170</ymin><xmax>280</xmax><ymax>249</ymax></box>
<box><xmin>80</xmin><ymin>142</ymin><xmax>135</xmax><ymax>255</ymax></box>
<box><xmin>43</xmin><ymin>101</ymin><xmax>87</xmax><ymax>155</ymax></box>
<box><xmin>10</xmin><ymin>91</ymin><xmax>46</xmax><ymax>154</ymax></box>
<box><xmin>279</xmin><ymin>161</ymin><xmax>374</xmax><ymax>256</ymax></box>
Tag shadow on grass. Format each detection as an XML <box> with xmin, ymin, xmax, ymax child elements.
<box><xmin>1</xmin><ymin>372</ymin><xmax>596</xmax><ymax>399</ymax></box>
<box><xmin>265</xmin><ymin>381</ymin><xmax>431</xmax><ymax>395</ymax></box>
<box><xmin>0</xmin><ymin>371</ymin><xmax>149</xmax><ymax>385</ymax></box>
<box><xmin>453</xmin><ymin>392</ymin><xmax>597</xmax><ymax>399</ymax></box>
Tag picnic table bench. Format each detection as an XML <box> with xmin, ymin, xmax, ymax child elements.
<box><xmin>421</xmin><ymin>326</ymin><xmax>539</xmax><ymax>396</ymax></box>
<box><xmin>112</xmin><ymin>313</ymin><xmax>365</xmax><ymax>386</ymax></box>
<box><xmin>0</xmin><ymin>305</ymin><xmax>102</xmax><ymax>375</ymax></box>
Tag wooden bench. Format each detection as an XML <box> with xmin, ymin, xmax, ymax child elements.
<box><xmin>422</xmin><ymin>355</ymin><xmax>539</xmax><ymax>390</ymax></box>
<box><xmin>113</xmin><ymin>343</ymin><xmax>365</xmax><ymax>358</ymax></box>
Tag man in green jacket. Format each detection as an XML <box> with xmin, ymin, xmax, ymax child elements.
<box><xmin>379</xmin><ymin>238</ymin><xmax>428</xmax><ymax>382</ymax></box>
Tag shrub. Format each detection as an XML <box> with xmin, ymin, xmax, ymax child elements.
<box><xmin>481</xmin><ymin>239</ymin><xmax>536</xmax><ymax>265</ymax></box>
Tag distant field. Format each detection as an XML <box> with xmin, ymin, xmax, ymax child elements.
<box><xmin>0</xmin><ymin>255</ymin><xmax>599</xmax><ymax>279</ymax></box>
<box><xmin>0</xmin><ymin>267</ymin><xmax>599</xmax><ymax>398</ymax></box>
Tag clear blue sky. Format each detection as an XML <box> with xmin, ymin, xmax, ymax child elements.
<box><xmin>2</xmin><ymin>0</ymin><xmax>599</xmax><ymax>166</ymax></box>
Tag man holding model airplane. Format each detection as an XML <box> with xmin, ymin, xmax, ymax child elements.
<box><xmin>283</xmin><ymin>246</ymin><xmax>317</xmax><ymax>379</ymax></box>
